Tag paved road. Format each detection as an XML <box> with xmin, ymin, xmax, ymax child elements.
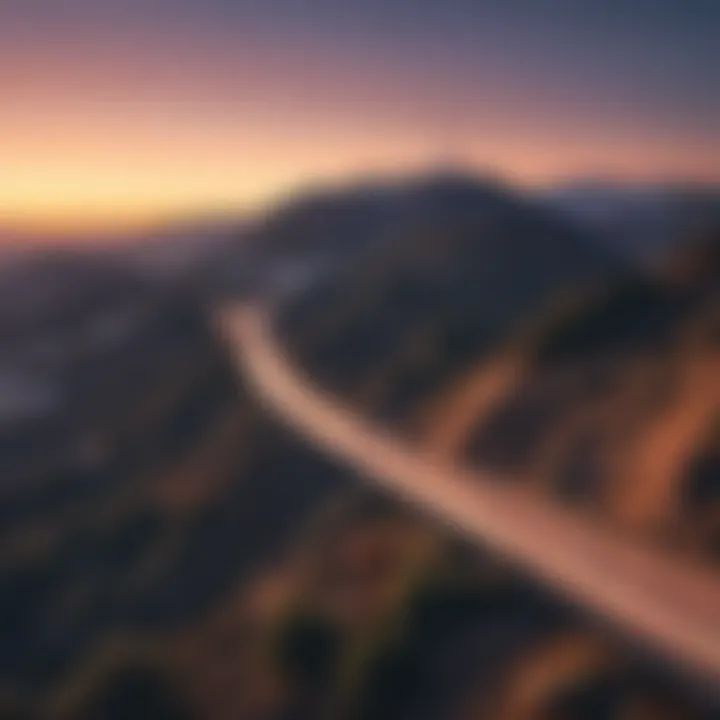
<box><xmin>220</xmin><ymin>306</ymin><xmax>720</xmax><ymax>688</ymax></box>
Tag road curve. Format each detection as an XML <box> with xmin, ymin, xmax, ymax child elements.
<box><xmin>219</xmin><ymin>305</ymin><xmax>720</xmax><ymax>688</ymax></box>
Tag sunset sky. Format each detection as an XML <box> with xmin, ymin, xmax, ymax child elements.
<box><xmin>2</xmin><ymin>0</ymin><xmax>719</xmax><ymax>234</ymax></box>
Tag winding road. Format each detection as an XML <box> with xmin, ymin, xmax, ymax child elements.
<box><xmin>220</xmin><ymin>305</ymin><xmax>720</xmax><ymax>688</ymax></box>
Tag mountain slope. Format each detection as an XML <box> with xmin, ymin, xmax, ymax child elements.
<box><xmin>277</xmin><ymin>173</ymin><xmax>623</xmax><ymax>421</ymax></box>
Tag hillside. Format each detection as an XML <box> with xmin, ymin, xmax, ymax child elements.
<box><xmin>430</xmin><ymin>232</ymin><xmax>720</xmax><ymax>561</ymax></box>
<box><xmin>0</xmin><ymin>259</ymin><xmax>349</xmax><ymax>718</ymax></box>
<box><xmin>276</xmin><ymin>174</ymin><xmax>622</xmax><ymax>421</ymax></box>
<box><xmin>0</xmin><ymin>178</ymin><xmax>717</xmax><ymax>719</ymax></box>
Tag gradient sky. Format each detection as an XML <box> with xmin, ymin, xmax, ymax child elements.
<box><xmin>2</xmin><ymin>0</ymin><xmax>719</xmax><ymax>233</ymax></box>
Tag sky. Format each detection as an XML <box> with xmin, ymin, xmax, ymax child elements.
<box><xmin>2</xmin><ymin>0</ymin><xmax>719</xmax><ymax>233</ymax></box>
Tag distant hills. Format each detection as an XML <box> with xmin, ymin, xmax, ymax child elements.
<box><xmin>543</xmin><ymin>181</ymin><xmax>720</xmax><ymax>261</ymax></box>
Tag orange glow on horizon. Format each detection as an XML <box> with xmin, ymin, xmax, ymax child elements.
<box><xmin>2</xmin><ymin>36</ymin><xmax>719</xmax><ymax>237</ymax></box>
<box><xmin>4</xmin><ymin>137</ymin><xmax>719</xmax><ymax>236</ymax></box>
